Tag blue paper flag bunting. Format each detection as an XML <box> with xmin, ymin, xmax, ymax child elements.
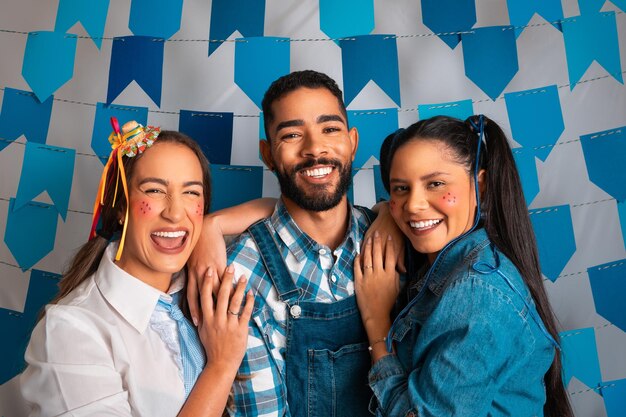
<box><xmin>373</xmin><ymin>165</ymin><xmax>389</xmax><ymax>202</ymax></box>
<box><xmin>340</xmin><ymin>35</ymin><xmax>401</xmax><ymax>107</ymax></box>
<box><xmin>208</xmin><ymin>0</ymin><xmax>265</xmax><ymax>56</ymax></box>
<box><xmin>562</xmin><ymin>12</ymin><xmax>623</xmax><ymax>89</ymax></box>
<box><xmin>234</xmin><ymin>37</ymin><xmax>290</xmax><ymax>108</ymax></box>
<box><xmin>14</xmin><ymin>143</ymin><xmax>76</xmax><ymax>220</ymax></box>
<box><xmin>4</xmin><ymin>199</ymin><xmax>59</xmax><ymax>271</ymax></box>
<box><xmin>55</xmin><ymin>0</ymin><xmax>110</xmax><ymax>48</ymax></box>
<box><xmin>91</xmin><ymin>103</ymin><xmax>149</xmax><ymax>164</ymax></box>
<box><xmin>580</xmin><ymin>126</ymin><xmax>626</xmax><ymax>201</ymax></box>
<box><xmin>618</xmin><ymin>200</ymin><xmax>626</xmax><ymax>248</ymax></box>
<box><xmin>529</xmin><ymin>205</ymin><xmax>576</xmax><ymax>282</ymax></box>
<box><xmin>179</xmin><ymin>111</ymin><xmax>234</xmax><ymax>165</ymax></box>
<box><xmin>22</xmin><ymin>31</ymin><xmax>77</xmax><ymax>102</ymax></box>
<box><xmin>418</xmin><ymin>99</ymin><xmax>474</xmax><ymax>120</ymax></box>
<box><xmin>0</xmin><ymin>269</ymin><xmax>61</xmax><ymax>385</ymax></box>
<box><xmin>421</xmin><ymin>0</ymin><xmax>476</xmax><ymax>48</ymax></box>
<box><xmin>601</xmin><ymin>378</ymin><xmax>626</xmax><ymax>417</ymax></box>
<box><xmin>259</xmin><ymin>112</ymin><xmax>266</xmax><ymax>141</ymax></box>
<box><xmin>461</xmin><ymin>26</ymin><xmax>519</xmax><ymax>100</ymax></box>
<box><xmin>588</xmin><ymin>259</ymin><xmax>626</xmax><ymax>332</ymax></box>
<box><xmin>210</xmin><ymin>165</ymin><xmax>263</xmax><ymax>212</ymax></box>
<box><xmin>512</xmin><ymin>149</ymin><xmax>540</xmax><ymax>206</ymax></box>
<box><xmin>129</xmin><ymin>0</ymin><xmax>183</xmax><ymax>39</ymax></box>
<box><xmin>319</xmin><ymin>0</ymin><xmax>374</xmax><ymax>42</ymax></box>
<box><xmin>506</xmin><ymin>0</ymin><xmax>563</xmax><ymax>38</ymax></box>
<box><xmin>107</xmin><ymin>36</ymin><xmax>164</xmax><ymax>107</ymax></box>
<box><xmin>560</xmin><ymin>327</ymin><xmax>602</xmax><ymax>389</ymax></box>
<box><xmin>505</xmin><ymin>85</ymin><xmax>564</xmax><ymax>161</ymax></box>
<box><xmin>0</xmin><ymin>88</ymin><xmax>53</xmax><ymax>152</ymax></box>
<box><xmin>348</xmin><ymin>108</ymin><xmax>398</xmax><ymax>169</ymax></box>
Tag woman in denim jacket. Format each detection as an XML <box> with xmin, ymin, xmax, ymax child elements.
<box><xmin>355</xmin><ymin>116</ymin><xmax>573</xmax><ymax>417</ymax></box>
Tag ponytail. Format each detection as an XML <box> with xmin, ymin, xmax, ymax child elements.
<box><xmin>471</xmin><ymin>116</ymin><xmax>573</xmax><ymax>417</ymax></box>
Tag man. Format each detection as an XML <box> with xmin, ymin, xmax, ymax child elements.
<box><xmin>227</xmin><ymin>70</ymin><xmax>375</xmax><ymax>417</ymax></box>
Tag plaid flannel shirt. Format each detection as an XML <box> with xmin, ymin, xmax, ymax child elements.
<box><xmin>226</xmin><ymin>199</ymin><xmax>371</xmax><ymax>416</ymax></box>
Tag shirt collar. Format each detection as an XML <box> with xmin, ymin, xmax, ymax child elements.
<box><xmin>414</xmin><ymin>228</ymin><xmax>491</xmax><ymax>297</ymax></box>
<box><xmin>270</xmin><ymin>199</ymin><xmax>361</xmax><ymax>262</ymax></box>
<box><xmin>95</xmin><ymin>243</ymin><xmax>185</xmax><ymax>333</ymax></box>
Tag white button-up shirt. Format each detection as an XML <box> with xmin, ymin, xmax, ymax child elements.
<box><xmin>20</xmin><ymin>244</ymin><xmax>188</xmax><ymax>416</ymax></box>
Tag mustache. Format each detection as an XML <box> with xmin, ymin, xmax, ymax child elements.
<box><xmin>293</xmin><ymin>158</ymin><xmax>343</xmax><ymax>172</ymax></box>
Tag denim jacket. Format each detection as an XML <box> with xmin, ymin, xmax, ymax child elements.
<box><xmin>368</xmin><ymin>228</ymin><xmax>556</xmax><ymax>417</ymax></box>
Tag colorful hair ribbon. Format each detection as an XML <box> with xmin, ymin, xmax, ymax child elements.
<box><xmin>89</xmin><ymin>117</ymin><xmax>160</xmax><ymax>261</ymax></box>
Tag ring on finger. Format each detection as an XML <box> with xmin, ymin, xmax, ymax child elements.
<box><xmin>364</xmin><ymin>265</ymin><xmax>373</xmax><ymax>269</ymax></box>
<box><xmin>228</xmin><ymin>309</ymin><xmax>240</xmax><ymax>316</ymax></box>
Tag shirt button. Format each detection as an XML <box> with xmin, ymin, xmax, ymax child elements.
<box><xmin>318</xmin><ymin>248</ymin><xmax>327</xmax><ymax>255</ymax></box>
<box><xmin>290</xmin><ymin>304</ymin><xmax>302</xmax><ymax>318</ymax></box>
<box><xmin>330</xmin><ymin>275</ymin><xmax>337</xmax><ymax>283</ymax></box>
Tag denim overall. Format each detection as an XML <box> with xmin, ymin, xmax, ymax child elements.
<box><xmin>249</xmin><ymin>217</ymin><xmax>373</xmax><ymax>417</ymax></box>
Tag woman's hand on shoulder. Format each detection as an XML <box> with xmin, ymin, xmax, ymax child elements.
<box><xmin>354</xmin><ymin>231</ymin><xmax>399</xmax><ymax>344</ymax></box>
<box><xmin>197</xmin><ymin>265</ymin><xmax>253</xmax><ymax>372</ymax></box>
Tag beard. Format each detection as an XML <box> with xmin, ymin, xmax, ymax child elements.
<box><xmin>276</xmin><ymin>157</ymin><xmax>352</xmax><ymax>212</ymax></box>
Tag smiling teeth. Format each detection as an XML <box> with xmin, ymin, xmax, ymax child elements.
<box><xmin>410</xmin><ymin>219</ymin><xmax>442</xmax><ymax>229</ymax></box>
<box><xmin>152</xmin><ymin>231</ymin><xmax>186</xmax><ymax>238</ymax></box>
<box><xmin>303</xmin><ymin>167</ymin><xmax>332</xmax><ymax>177</ymax></box>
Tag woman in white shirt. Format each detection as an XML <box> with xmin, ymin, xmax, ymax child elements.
<box><xmin>20</xmin><ymin>121</ymin><xmax>252</xmax><ymax>416</ymax></box>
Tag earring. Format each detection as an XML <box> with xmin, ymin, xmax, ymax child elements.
<box><xmin>118</xmin><ymin>219</ymin><xmax>124</xmax><ymax>225</ymax></box>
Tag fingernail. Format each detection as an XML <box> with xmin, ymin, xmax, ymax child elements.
<box><xmin>192</xmin><ymin>316</ymin><xmax>198</xmax><ymax>326</ymax></box>
<box><xmin>366</xmin><ymin>237</ymin><xmax>371</xmax><ymax>244</ymax></box>
<box><xmin>387</xmin><ymin>234</ymin><xmax>392</xmax><ymax>240</ymax></box>
<box><xmin>206</xmin><ymin>267</ymin><xmax>213</xmax><ymax>276</ymax></box>
<box><xmin>226</xmin><ymin>264</ymin><xmax>234</xmax><ymax>273</ymax></box>
<box><xmin>239</xmin><ymin>276</ymin><xmax>248</xmax><ymax>283</ymax></box>
<box><xmin>375</xmin><ymin>230</ymin><xmax>380</xmax><ymax>237</ymax></box>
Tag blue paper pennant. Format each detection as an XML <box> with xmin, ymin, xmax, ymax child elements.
<box><xmin>506</xmin><ymin>0</ymin><xmax>563</xmax><ymax>38</ymax></box>
<box><xmin>461</xmin><ymin>26</ymin><xmax>519</xmax><ymax>100</ymax></box>
<box><xmin>319</xmin><ymin>0</ymin><xmax>374</xmax><ymax>42</ymax></box>
<box><xmin>512</xmin><ymin>149</ymin><xmax>540</xmax><ymax>206</ymax></box>
<box><xmin>4</xmin><ymin>199</ymin><xmax>59</xmax><ymax>271</ymax></box>
<box><xmin>418</xmin><ymin>99</ymin><xmax>474</xmax><ymax>120</ymax></box>
<box><xmin>14</xmin><ymin>143</ymin><xmax>76</xmax><ymax>220</ymax></box>
<box><xmin>580</xmin><ymin>126</ymin><xmax>626</xmax><ymax>201</ymax></box>
<box><xmin>618</xmin><ymin>200</ymin><xmax>626</xmax><ymax>248</ymax></box>
<box><xmin>505</xmin><ymin>85</ymin><xmax>564</xmax><ymax>161</ymax></box>
<box><xmin>601</xmin><ymin>378</ymin><xmax>626</xmax><ymax>417</ymax></box>
<box><xmin>129</xmin><ymin>0</ymin><xmax>183</xmax><ymax>39</ymax></box>
<box><xmin>340</xmin><ymin>35</ymin><xmax>401</xmax><ymax>106</ymax></box>
<box><xmin>421</xmin><ymin>0</ymin><xmax>476</xmax><ymax>48</ymax></box>
<box><xmin>107</xmin><ymin>36</ymin><xmax>165</xmax><ymax>107</ymax></box>
<box><xmin>55</xmin><ymin>0</ymin><xmax>110</xmax><ymax>48</ymax></box>
<box><xmin>22</xmin><ymin>31</ymin><xmax>77</xmax><ymax>102</ymax></box>
<box><xmin>528</xmin><ymin>205</ymin><xmax>576</xmax><ymax>282</ymax></box>
<box><xmin>234</xmin><ymin>37</ymin><xmax>290</xmax><ymax>108</ymax></box>
<box><xmin>91</xmin><ymin>103</ymin><xmax>149</xmax><ymax>164</ymax></box>
<box><xmin>562</xmin><ymin>12</ymin><xmax>623</xmax><ymax>89</ymax></box>
<box><xmin>373</xmin><ymin>165</ymin><xmax>389</xmax><ymax>202</ymax></box>
<box><xmin>209</xmin><ymin>0</ymin><xmax>265</xmax><ymax>56</ymax></box>
<box><xmin>210</xmin><ymin>165</ymin><xmax>263</xmax><ymax>212</ymax></box>
<box><xmin>348</xmin><ymin>108</ymin><xmax>398</xmax><ymax>169</ymax></box>
<box><xmin>0</xmin><ymin>269</ymin><xmax>61</xmax><ymax>385</ymax></box>
<box><xmin>0</xmin><ymin>88</ymin><xmax>53</xmax><ymax>151</ymax></box>
<box><xmin>588</xmin><ymin>259</ymin><xmax>626</xmax><ymax>333</ymax></box>
<box><xmin>179</xmin><ymin>111</ymin><xmax>234</xmax><ymax>165</ymax></box>
<box><xmin>560</xmin><ymin>327</ymin><xmax>602</xmax><ymax>389</ymax></box>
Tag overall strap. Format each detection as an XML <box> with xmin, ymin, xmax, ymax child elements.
<box><xmin>248</xmin><ymin>220</ymin><xmax>300</xmax><ymax>302</ymax></box>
